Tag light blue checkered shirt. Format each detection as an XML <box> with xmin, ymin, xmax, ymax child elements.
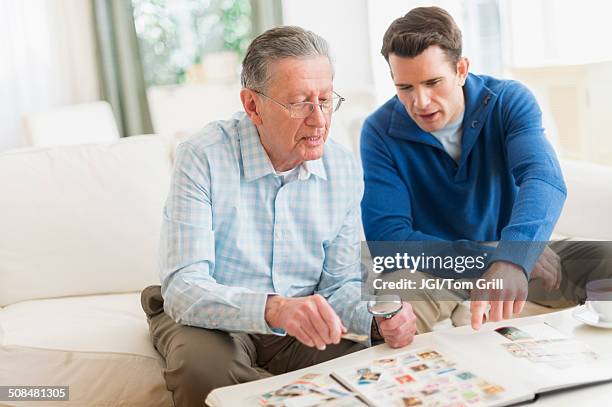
<box><xmin>160</xmin><ymin>112</ymin><xmax>373</xmax><ymax>343</ymax></box>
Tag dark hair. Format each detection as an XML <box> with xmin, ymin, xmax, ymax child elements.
<box><xmin>381</xmin><ymin>6</ymin><xmax>462</xmax><ymax>65</ymax></box>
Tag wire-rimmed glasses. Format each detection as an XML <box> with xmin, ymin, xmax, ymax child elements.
<box><xmin>252</xmin><ymin>90</ymin><xmax>345</xmax><ymax>118</ymax></box>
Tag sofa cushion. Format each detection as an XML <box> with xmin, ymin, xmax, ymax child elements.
<box><xmin>0</xmin><ymin>136</ymin><xmax>173</xmax><ymax>306</ymax></box>
<box><xmin>0</xmin><ymin>293</ymin><xmax>173</xmax><ymax>406</ymax></box>
<box><xmin>0</xmin><ymin>293</ymin><xmax>156</xmax><ymax>356</ymax></box>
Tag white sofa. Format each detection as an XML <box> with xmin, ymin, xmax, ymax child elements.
<box><xmin>0</xmin><ymin>135</ymin><xmax>176</xmax><ymax>406</ymax></box>
<box><xmin>1</xmin><ymin>131</ymin><xmax>611</xmax><ymax>406</ymax></box>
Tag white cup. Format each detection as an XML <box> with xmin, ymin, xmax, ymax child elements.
<box><xmin>586</xmin><ymin>279</ymin><xmax>612</xmax><ymax>322</ymax></box>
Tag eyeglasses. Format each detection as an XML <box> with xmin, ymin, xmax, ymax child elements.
<box><xmin>252</xmin><ymin>90</ymin><xmax>345</xmax><ymax>118</ymax></box>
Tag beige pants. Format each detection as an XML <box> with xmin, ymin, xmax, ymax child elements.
<box><xmin>377</xmin><ymin>240</ymin><xmax>612</xmax><ymax>333</ymax></box>
<box><xmin>140</xmin><ymin>286</ymin><xmax>366</xmax><ymax>407</ymax></box>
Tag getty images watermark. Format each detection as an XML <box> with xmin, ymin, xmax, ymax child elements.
<box><xmin>369</xmin><ymin>250</ymin><xmax>503</xmax><ymax>291</ymax></box>
<box><xmin>359</xmin><ymin>241</ymin><xmax>528</xmax><ymax>301</ymax></box>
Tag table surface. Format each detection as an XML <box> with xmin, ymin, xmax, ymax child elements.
<box><xmin>206</xmin><ymin>307</ymin><xmax>612</xmax><ymax>406</ymax></box>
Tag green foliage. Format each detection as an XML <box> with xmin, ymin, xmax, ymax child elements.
<box><xmin>132</xmin><ymin>0</ymin><xmax>252</xmax><ymax>86</ymax></box>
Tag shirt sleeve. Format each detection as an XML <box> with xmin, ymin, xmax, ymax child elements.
<box><xmin>488</xmin><ymin>82</ymin><xmax>567</xmax><ymax>277</ymax></box>
<box><xmin>159</xmin><ymin>142</ymin><xmax>281</xmax><ymax>334</ymax></box>
<box><xmin>315</xmin><ymin>160</ymin><xmax>373</xmax><ymax>346</ymax></box>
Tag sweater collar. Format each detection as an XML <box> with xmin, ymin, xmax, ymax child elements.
<box><xmin>388</xmin><ymin>73</ymin><xmax>498</xmax><ymax>158</ymax></box>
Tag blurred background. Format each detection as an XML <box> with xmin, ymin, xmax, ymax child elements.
<box><xmin>1</xmin><ymin>0</ymin><xmax>611</xmax><ymax>166</ymax></box>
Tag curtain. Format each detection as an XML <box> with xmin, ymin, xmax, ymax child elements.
<box><xmin>0</xmin><ymin>0</ymin><xmax>100</xmax><ymax>151</ymax></box>
<box><xmin>93</xmin><ymin>0</ymin><xmax>153</xmax><ymax>137</ymax></box>
<box><xmin>250</xmin><ymin>0</ymin><xmax>283</xmax><ymax>34</ymax></box>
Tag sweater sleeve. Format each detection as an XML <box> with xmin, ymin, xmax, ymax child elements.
<box><xmin>487</xmin><ymin>81</ymin><xmax>567</xmax><ymax>277</ymax></box>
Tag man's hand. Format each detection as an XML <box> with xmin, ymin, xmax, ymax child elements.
<box><xmin>531</xmin><ymin>246</ymin><xmax>562</xmax><ymax>291</ymax></box>
<box><xmin>265</xmin><ymin>294</ymin><xmax>345</xmax><ymax>350</ymax></box>
<box><xmin>470</xmin><ymin>261</ymin><xmax>528</xmax><ymax>330</ymax></box>
<box><xmin>375</xmin><ymin>302</ymin><xmax>417</xmax><ymax>348</ymax></box>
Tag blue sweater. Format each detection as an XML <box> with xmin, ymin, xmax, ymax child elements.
<box><xmin>360</xmin><ymin>73</ymin><xmax>567</xmax><ymax>277</ymax></box>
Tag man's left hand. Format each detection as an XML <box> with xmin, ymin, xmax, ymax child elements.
<box><xmin>531</xmin><ymin>246</ymin><xmax>562</xmax><ymax>291</ymax></box>
<box><xmin>470</xmin><ymin>261</ymin><xmax>528</xmax><ymax>330</ymax></box>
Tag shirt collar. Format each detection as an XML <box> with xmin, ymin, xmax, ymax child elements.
<box><xmin>237</xmin><ymin>112</ymin><xmax>327</xmax><ymax>182</ymax></box>
<box><xmin>302</xmin><ymin>158</ymin><xmax>327</xmax><ymax>181</ymax></box>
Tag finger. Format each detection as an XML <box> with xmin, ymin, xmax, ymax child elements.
<box><xmin>555</xmin><ymin>261</ymin><xmax>562</xmax><ymax>290</ymax></box>
<box><xmin>379</xmin><ymin>305</ymin><xmax>410</xmax><ymax>332</ymax></box>
<box><xmin>513</xmin><ymin>299</ymin><xmax>526</xmax><ymax>315</ymax></box>
<box><xmin>301</xmin><ymin>315</ymin><xmax>327</xmax><ymax>350</ymax></box>
<box><xmin>537</xmin><ymin>247</ymin><xmax>554</xmax><ymax>267</ymax></box>
<box><xmin>489</xmin><ymin>300</ymin><xmax>503</xmax><ymax>322</ymax></box>
<box><xmin>531</xmin><ymin>263</ymin><xmax>542</xmax><ymax>280</ymax></box>
<box><xmin>553</xmin><ymin>251</ymin><xmax>562</xmax><ymax>269</ymax></box>
<box><xmin>294</xmin><ymin>326</ymin><xmax>314</xmax><ymax>348</ymax></box>
<box><xmin>532</xmin><ymin>264</ymin><xmax>551</xmax><ymax>290</ymax></box>
<box><xmin>543</xmin><ymin>246</ymin><xmax>555</xmax><ymax>258</ymax></box>
<box><xmin>539</xmin><ymin>256</ymin><xmax>557</xmax><ymax>290</ymax></box>
<box><xmin>470</xmin><ymin>300</ymin><xmax>488</xmax><ymax>330</ymax></box>
<box><xmin>386</xmin><ymin>324</ymin><xmax>416</xmax><ymax>348</ymax></box>
<box><xmin>313</xmin><ymin>296</ymin><xmax>343</xmax><ymax>344</ymax></box>
<box><xmin>379</xmin><ymin>317</ymin><xmax>408</xmax><ymax>338</ymax></box>
<box><xmin>503</xmin><ymin>300</ymin><xmax>514</xmax><ymax>319</ymax></box>
<box><xmin>306</xmin><ymin>302</ymin><xmax>333</xmax><ymax>344</ymax></box>
<box><xmin>513</xmin><ymin>285</ymin><xmax>527</xmax><ymax>315</ymax></box>
<box><xmin>387</xmin><ymin>337</ymin><xmax>411</xmax><ymax>349</ymax></box>
<box><xmin>544</xmin><ymin>246</ymin><xmax>558</xmax><ymax>262</ymax></box>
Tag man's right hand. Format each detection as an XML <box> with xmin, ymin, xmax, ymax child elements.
<box><xmin>265</xmin><ymin>294</ymin><xmax>346</xmax><ymax>350</ymax></box>
<box><xmin>374</xmin><ymin>301</ymin><xmax>417</xmax><ymax>348</ymax></box>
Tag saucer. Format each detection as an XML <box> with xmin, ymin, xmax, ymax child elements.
<box><xmin>572</xmin><ymin>304</ymin><xmax>612</xmax><ymax>328</ymax></box>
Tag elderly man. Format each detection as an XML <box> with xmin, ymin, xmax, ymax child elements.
<box><xmin>361</xmin><ymin>7</ymin><xmax>612</xmax><ymax>333</ymax></box>
<box><xmin>141</xmin><ymin>26</ymin><xmax>417</xmax><ymax>406</ymax></box>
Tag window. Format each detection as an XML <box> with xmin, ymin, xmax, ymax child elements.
<box><xmin>132</xmin><ymin>0</ymin><xmax>253</xmax><ymax>86</ymax></box>
<box><xmin>499</xmin><ymin>0</ymin><xmax>612</xmax><ymax>165</ymax></box>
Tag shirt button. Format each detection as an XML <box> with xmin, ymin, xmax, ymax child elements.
<box><xmin>471</xmin><ymin>120</ymin><xmax>479</xmax><ymax>128</ymax></box>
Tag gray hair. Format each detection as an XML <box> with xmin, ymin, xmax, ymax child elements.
<box><xmin>241</xmin><ymin>26</ymin><xmax>334</xmax><ymax>92</ymax></box>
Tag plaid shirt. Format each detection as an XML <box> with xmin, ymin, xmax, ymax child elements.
<box><xmin>160</xmin><ymin>112</ymin><xmax>372</xmax><ymax>342</ymax></box>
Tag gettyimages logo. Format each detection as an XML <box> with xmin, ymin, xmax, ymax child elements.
<box><xmin>371</xmin><ymin>252</ymin><xmax>488</xmax><ymax>274</ymax></box>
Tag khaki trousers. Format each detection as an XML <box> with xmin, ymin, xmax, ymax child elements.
<box><xmin>141</xmin><ymin>286</ymin><xmax>366</xmax><ymax>407</ymax></box>
<box><xmin>377</xmin><ymin>241</ymin><xmax>612</xmax><ymax>334</ymax></box>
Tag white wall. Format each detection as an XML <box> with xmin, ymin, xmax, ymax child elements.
<box><xmin>503</xmin><ymin>0</ymin><xmax>612</xmax><ymax>68</ymax></box>
<box><xmin>502</xmin><ymin>0</ymin><xmax>612</xmax><ymax>165</ymax></box>
<box><xmin>281</xmin><ymin>0</ymin><xmax>374</xmax><ymax>94</ymax></box>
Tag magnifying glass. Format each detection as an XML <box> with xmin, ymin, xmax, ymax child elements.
<box><xmin>340</xmin><ymin>294</ymin><xmax>403</xmax><ymax>342</ymax></box>
<box><xmin>367</xmin><ymin>294</ymin><xmax>403</xmax><ymax>319</ymax></box>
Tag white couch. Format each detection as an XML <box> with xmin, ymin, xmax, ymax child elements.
<box><xmin>1</xmin><ymin>132</ymin><xmax>611</xmax><ymax>406</ymax></box>
<box><xmin>0</xmin><ymin>135</ymin><xmax>176</xmax><ymax>406</ymax></box>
